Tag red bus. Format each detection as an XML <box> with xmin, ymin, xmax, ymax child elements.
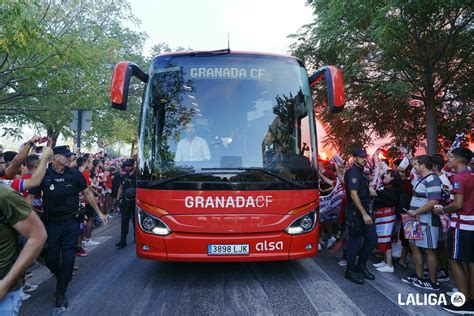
<box><xmin>110</xmin><ymin>49</ymin><xmax>344</xmax><ymax>262</ymax></box>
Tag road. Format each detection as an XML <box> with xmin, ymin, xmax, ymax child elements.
<box><xmin>20</xmin><ymin>216</ymin><xmax>453</xmax><ymax>315</ymax></box>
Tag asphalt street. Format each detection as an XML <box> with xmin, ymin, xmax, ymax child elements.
<box><xmin>20</xmin><ymin>215</ymin><xmax>454</xmax><ymax>316</ymax></box>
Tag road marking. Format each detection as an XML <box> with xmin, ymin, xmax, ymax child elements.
<box><xmin>289</xmin><ymin>259</ymin><xmax>365</xmax><ymax>316</ymax></box>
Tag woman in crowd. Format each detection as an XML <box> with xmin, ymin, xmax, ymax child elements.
<box><xmin>370</xmin><ymin>169</ymin><xmax>401</xmax><ymax>273</ymax></box>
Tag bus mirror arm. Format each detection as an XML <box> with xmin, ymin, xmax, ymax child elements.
<box><xmin>110</xmin><ymin>61</ymin><xmax>149</xmax><ymax>111</ymax></box>
<box><xmin>309</xmin><ymin>66</ymin><xmax>345</xmax><ymax>114</ymax></box>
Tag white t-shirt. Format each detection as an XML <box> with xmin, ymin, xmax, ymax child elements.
<box><xmin>175</xmin><ymin>136</ymin><xmax>211</xmax><ymax>162</ymax></box>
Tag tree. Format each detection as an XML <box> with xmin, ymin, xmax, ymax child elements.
<box><xmin>0</xmin><ymin>0</ymin><xmax>146</xmax><ymax>145</ymax></box>
<box><xmin>290</xmin><ymin>0</ymin><xmax>473</xmax><ymax>154</ymax></box>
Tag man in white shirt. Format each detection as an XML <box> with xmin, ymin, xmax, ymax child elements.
<box><xmin>175</xmin><ymin>123</ymin><xmax>211</xmax><ymax>162</ymax></box>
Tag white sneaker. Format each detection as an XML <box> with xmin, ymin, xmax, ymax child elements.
<box><xmin>23</xmin><ymin>283</ymin><xmax>38</xmax><ymax>293</ymax></box>
<box><xmin>83</xmin><ymin>239</ymin><xmax>100</xmax><ymax>246</ymax></box>
<box><xmin>21</xmin><ymin>293</ymin><xmax>31</xmax><ymax>301</ymax></box>
<box><xmin>376</xmin><ymin>265</ymin><xmax>394</xmax><ymax>273</ymax></box>
<box><xmin>373</xmin><ymin>261</ymin><xmax>386</xmax><ymax>268</ymax></box>
<box><xmin>318</xmin><ymin>243</ymin><xmax>322</xmax><ymax>251</ymax></box>
<box><xmin>326</xmin><ymin>236</ymin><xmax>337</xmax><ymax>249</ymax></box>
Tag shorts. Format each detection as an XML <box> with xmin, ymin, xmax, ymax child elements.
<box><xmin>85</xmin><ymin>204</ymin><xmax>95</xmax><ymax>218</ymax></box>
<box><xmin>447</xmin><ymin>228</ymin><xmax>474</xmax><ymax>263</ymax></box>
<box><xmin>411</xmin><ymin>224</ymin><xmax>439</xmax><ymax>249</ymax></box>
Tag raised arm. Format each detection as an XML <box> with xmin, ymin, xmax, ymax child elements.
<box><xmin>23</xmin><ymin>147</ymin><xmax>53</xmax><ymax>190</ymax></box>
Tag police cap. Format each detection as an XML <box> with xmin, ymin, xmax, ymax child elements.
<box><xmin>122</xmin><ymin>159</ymin><xmax>135</xmax><ymax>167</ymax></box>
<box><xmin>53</xmin><ymin>145</ymin><xmax>73</xmax><ymax>157</ymax></box>
<box><xmin>352</xmin><ymin>147</ymin><xmax>368</xmax><ymax>158</ymax></box>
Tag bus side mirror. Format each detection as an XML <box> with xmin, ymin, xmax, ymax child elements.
<box><xmin>309</xmin><ymin>66</ymin><xmax>345</xmax><ymax>114</ymax></box>
<box><xmin>110</xmin><ymin>61</ymin><xmax>148</xmax><ymax>111</ymax></box>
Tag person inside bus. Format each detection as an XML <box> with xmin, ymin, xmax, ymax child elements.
<box><xmin>262</xmin><ymin>130</ymin><xmax>278</xmax><ymax>169</ymax></box>
<box><xmin>175</xmin><ymin>122</ymin><xmax>211</xmax><ymax>162</ymax></box>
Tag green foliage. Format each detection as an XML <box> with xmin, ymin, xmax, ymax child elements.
<box><xmin>290</xmin><ymin>0</ymin><xmax>473</xmax><ymax>154</ymax></box>
<box><xmin>0</xmin><ymin>0</ymin><xmax>146</xmax><ymax>146</ymax></box>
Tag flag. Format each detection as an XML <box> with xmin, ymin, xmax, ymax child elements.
<box><xmin>320</xmin><ymin>179</ymin><xmax>344</xmax><ymax>222</ymax></box>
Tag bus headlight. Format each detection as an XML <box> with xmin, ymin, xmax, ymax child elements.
<box><xmin>285</xmin><ymin>210</ymin><xmax>317</xmax><ymax>235</ymax></box>
<box><xmin>137</xmin><ymin>207</ymin><xmax>171</xmax><ymax>236</ymax></box>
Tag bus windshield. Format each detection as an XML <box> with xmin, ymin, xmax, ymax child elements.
<box><xmin>138</xmin><ymin>53</ymin><xmax>318</xmax><ymax>189</ymax></box>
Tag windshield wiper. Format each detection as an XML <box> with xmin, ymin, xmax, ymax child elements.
<box><xmin>201</xmin><ymin>167</ymin><xmax>303</xmax><ymax>188</ymax></box>
<box><xmin>187</xmin><ymin>49</ymin><xmax>231</xmax><ymax>57</ymax></box>
<box><xmin>155</xmin><ymin>172</ymin><xmax>213</xmax><ymax>185</ymax></box>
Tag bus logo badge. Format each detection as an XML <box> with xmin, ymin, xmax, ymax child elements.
<box><xmin>256</xmin><ymin>241</ymin><xmax>283</xmax><ymax>252</ymax></box>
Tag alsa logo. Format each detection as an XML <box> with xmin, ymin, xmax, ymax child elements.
<box><xmin>185</xmin><ymin>196</ymin><xmax>272</xmax><ymax>208</ymax></box>
<box><xmin>256</xmin><ymin>241</ymin><xmax>283</xmax><ymax>252</ymax></box>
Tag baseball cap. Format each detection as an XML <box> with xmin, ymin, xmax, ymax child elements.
<box><xmin>53</xmin><ymin>145</ymin><xmax>73</xmax><ymax>157</ymax></box>
<box><xmin>352</xmin><ymin>148</ymin><xmax>368</xmax><ymax>158</ymax></box>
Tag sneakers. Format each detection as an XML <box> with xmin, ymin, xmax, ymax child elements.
<box><xmin>413</xmin><ymin>278</ymin><xmax>440</xmax><ymax>291</ymax></box>
<box><xmin>447</xmin><ymin>288</ymin><xmax>459</xmax><ymax>297</ymax></box>
<box><xmin>83</xmin><ymin>239</ymin><xmax>100</xmax><ymax>247</ymax></box>
<box><xmin>423</xmin><ymin>269</ymin><xmax>449</xmax><ymax>282</ymax></box>
<box><xmin>76</xmin><ymin>248</ymin><xmax>88</xmax><ymax>257</ymax></box>
<box><xmin>442</xmin><ymin>301</ymin><xmax>474</xmax><ymax>314</ymax></box>
<box><xmin>25</xmin><ymin>271</ymin><xmax>33</xmax><ymax>279</ymax></box>
<box><xmin>373</xmin><ymin>261</ymin><xmax>386</xmax><ymax>268</ymax></box>
<box><xmin>401</xmin><ymin>274</ymin><xmax>422</xmax><ymax>284</ymax></box>
<box><xmin>21</xmin><ymin>293</ymin><xmax>31</xmax><ymax>301</ymax></box>
<box><xmin>376</xmin><ymin>265</ymin><xmax>394</xmax><ymax>273</ymax></box>
<box><xmin>338</xmin><ymin>259</ymin><xmax>347</xmax><ymax>267</ymax></box>
<box><xmin>437</xmin><ymin>269</ymin><xmax>450</xmax><ymax>283</ymax></box>
<box><xmin>23</xmin><ymin>283</ymin><xmax>38</xmax><ymax>293</ymax></box>
<box><xmin>326</xmin><ymin>236</ymin><xmax>337</xmax><ymax>249</ymax></box>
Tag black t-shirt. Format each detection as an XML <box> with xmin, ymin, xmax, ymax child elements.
<box><xmin>344</xmin><ymin>163</ymin><xmax>370</xmax><ymax>210</ymax></box>
<box><xmin>30</xmin><ymin>166</ymin><xmax>87</xmax><ymax>216</ymax></box>
<box><xmin>120</xmin><ymin>171</ymin><xmax>136</xmax><ymax>196</ymax></box>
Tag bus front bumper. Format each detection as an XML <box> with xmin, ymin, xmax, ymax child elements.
<box><xmin>135</xmin><ymin>227</ymin><xmax>319</xmax><ymax>262</ymax></box>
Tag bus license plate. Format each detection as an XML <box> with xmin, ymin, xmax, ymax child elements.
<box><xmin>208</xmin><ymin>244</ymin><xmax>249</xmax><ymax>255</ymax></box>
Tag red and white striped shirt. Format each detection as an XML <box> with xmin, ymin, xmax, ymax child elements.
<box><xmin>450</xmin><ymin>170</ymin><xmax>474</xmax><ymax>231</ymax></box>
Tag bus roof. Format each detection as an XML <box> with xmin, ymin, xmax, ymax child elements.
<box><xmin>155</xmin><ymin>49</ymin><xmax>302</xmax><ymax>62</ymax></box>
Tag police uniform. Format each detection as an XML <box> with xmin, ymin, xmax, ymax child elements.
<box><xmin>116</xmin><ymin>160</ymin><xmax>137</xmax><ymax>248</ymax></box>
<box><xmin>343</xmin><ymin>148</ymin><xmax>377</xmax><ymax>283</ymax></box>
<box><xmin>29</xmin><ymin>145</ymin><xmax>87</xmax><ymax>307</ymax></box>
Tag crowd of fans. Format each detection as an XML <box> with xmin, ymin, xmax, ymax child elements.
<box><xmin>317</xmin><ymin>140</ymin><xmax>473</xmax><ymax>314</ymax></box>
<box><xmin>0</xmin><ymin>136</ymin><xmax>133</xmax><ymax>314</ymax></box>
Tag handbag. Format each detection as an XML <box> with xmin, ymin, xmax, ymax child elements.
<box><xmin>401</xmin><ymin>214</ymin><xmax>424</xmax><ymax>240</ymax></box>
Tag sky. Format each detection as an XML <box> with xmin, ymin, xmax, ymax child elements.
<box><xmin>129</xmin><ymin>0</ymin><xmax>315</xmax><ymax>56</ymax></box>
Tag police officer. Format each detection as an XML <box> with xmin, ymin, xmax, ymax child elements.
<box><xmin>343</xmin><ymin>147</ymin><xmax>377</xmax><ymax>284</ymax></box>
<box><xmin>115</xmin><ymin>159</ymin><xmax>137</xmax><ymax>249</ymax></box>
<box><xmin>30</xmin><ymin>145</ymin><xmax>108</xmax><ymax>309</ymax></box>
